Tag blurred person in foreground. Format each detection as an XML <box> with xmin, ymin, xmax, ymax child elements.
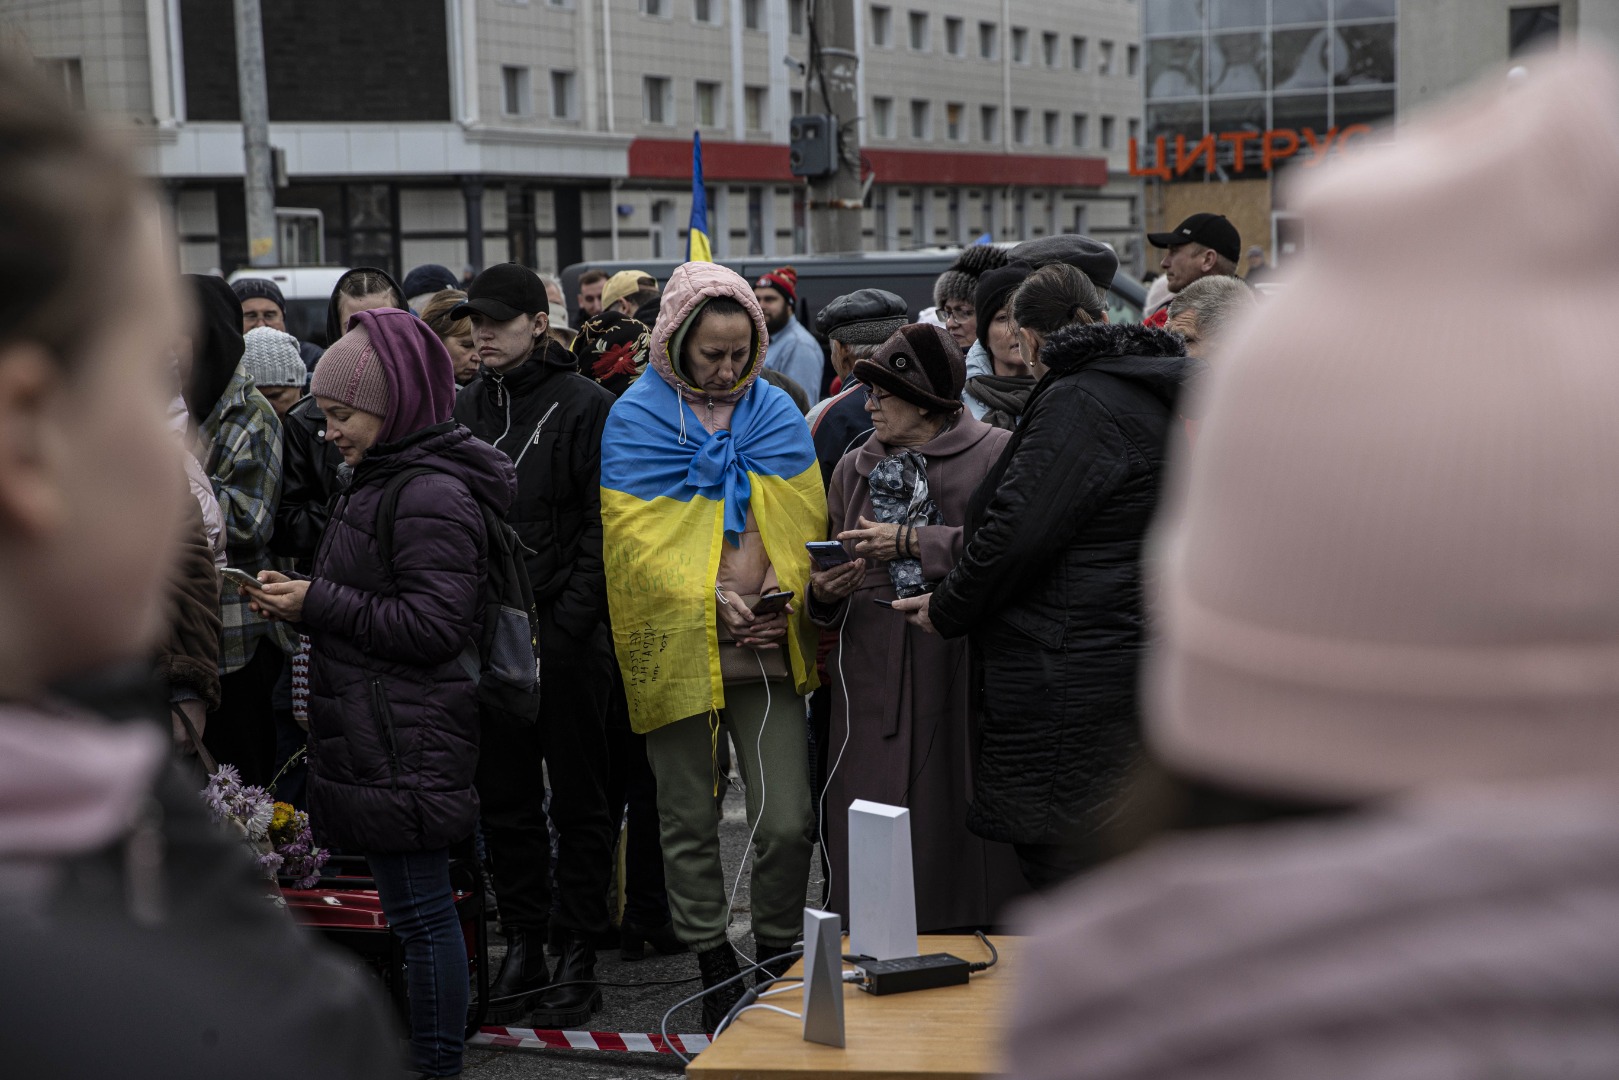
<box><xmin>599</xmin><ymin>262</ymin><xmax>824</xmax><ymax>1030</ymax></box>
<box><xmin>0</xmin><ymin>53</ymin><xmax>397</xmax><ymax>1080</ymax></box>
<box><xmin>1165</xmin><ymin>274</ymin><xmax>1258</xmax><ymax>362</ymax></box>
<box><xmin>1007</xmin><ymin>52</ymin><xmax>1619</xmax><ymax>1080</ymax></box>
<box><xmin>808</xmin><ymin>323</ymin><xmax>1022</xmax><ymax>929</ymax></box>
<box><xmin>250</xmin><ymin>308</ymin><xmax>513</xmax><ymax>1078</ymax></box>
<box><xmin>892</xmin><ymin>259</ymin><xmax>1194</xmax><ymax>890</ymax></box>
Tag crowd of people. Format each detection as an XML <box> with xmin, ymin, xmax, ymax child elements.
<box><xmin>4</xmin><ymin>40</ymin><xmax>1614</xmax><ymax>1080</ymax></box>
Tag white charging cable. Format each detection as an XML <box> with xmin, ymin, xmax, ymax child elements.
<box><xmin>723</xmin><ymin>635</ymin><xmax>775</xmax><ymax>971</ymax></box>
<box><xmin>815</xmin><ymin>596</ymin><xmax>855</xmax><ymax>910</ymax></box>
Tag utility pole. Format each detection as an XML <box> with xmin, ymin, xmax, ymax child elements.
<box><xmin>234</xmin><ymin>0</ymin><xmax>277</xmax><ymax>267</ymax></box>
<box><xmin>808</xmin><ymin>0</ymin><xmax>862</xmax><ymax>254</ymax></box>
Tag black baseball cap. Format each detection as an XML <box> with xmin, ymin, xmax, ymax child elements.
<box><xmin>1147</xmin><ymin>213</ymin><xmax>1242</xmax><ymax>264</ymax></box>
<box><xmin>450</xmin><ymin>262</ymin><xmax>550</xmax><ymax>321</ymax></box>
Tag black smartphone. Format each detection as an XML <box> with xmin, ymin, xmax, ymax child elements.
<box><xmin>806</xmin><ymin>540</ymin><xmax>852</xmax><ymax>570</ymax></box>
<box><xmin>872</xmin><ymin>598</ymin><xmax>894</xmax><ymax>608</ymax></box>
<box><xmin>751</xmin><ymin>590</ymin><xmax>794</xmax><ymax>616</ymax></box>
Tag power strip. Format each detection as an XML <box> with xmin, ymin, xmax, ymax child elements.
<box><xmin>853</xmin><ymin>953</ymin><xmax>971</xmax><ymax>995</ymax></box>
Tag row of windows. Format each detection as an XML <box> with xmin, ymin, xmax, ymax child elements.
<box><xmin>1145</xmin><ymin>0</ymin><xmax>1397</xmax><ymax>35</ymax></box>
<box><xmin>501</xmin><ymin>65</ymin><xmax>577</xmax><ymax>119</ymax></box>
<box><xmin>637</xmin><ymin>0</ymin><xmax>806</xmax><ymax>33</ymax></box>
<box><xmin>871</xmin><ymin>97</ymin><xmax>1138</xmax><ymax>151</ymax></box>
<box><xmin>1146</xmin><ymin>21</ymin><xmax>1395</xmax><ymax>99</ymax></box>
<box><xmin>504</xmin><ymin>68</ymin><xmax>779</xmax><ymax>130</ymax></box>
<box><xmin>869</xmin><ymin>10</ymin><xmax>1138</xmax><ymax>74</ymax></box>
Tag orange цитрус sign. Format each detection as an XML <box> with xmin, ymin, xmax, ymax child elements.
<box><xmin>1129</xmin><ymin>124</ymin><xmax>1376</xmax><ymax>178</ymax></box>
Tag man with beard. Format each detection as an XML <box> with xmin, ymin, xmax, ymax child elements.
<box><xmin>753</xmin><ymin>265</ymin><xmax>824</xmax><ymax>401</ymax></box>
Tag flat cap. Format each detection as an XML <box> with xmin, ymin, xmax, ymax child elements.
<box><xmin>1008</xmin><ymin>234</ymin><xmax>1120</xmax><ymax>294</ymax></box>
<box><xmin>815</xmin><ymin>288</ymin><xmax>909</xmax><ymax>345</ymax></box>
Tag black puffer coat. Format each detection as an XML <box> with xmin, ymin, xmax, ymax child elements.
<box><xmin>929</xmin><ymin>322</ymin><xmax>1194</xmax><ymax>845</ymax></box>
<box><xmin>271</xmin><ymin>395</ymin><xmax>343</xmax><ymax>566</ymax></box>
<box><xmin>453</xmin><ymin>340</ymin><xmax>614</xmax><ymax>640</ymax></box>
<box><xmin>303</xmin><ymin>423</ymin><xmax>516</xmax><ymax>854</ymax></box>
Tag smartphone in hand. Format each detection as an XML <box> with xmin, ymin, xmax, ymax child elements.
<box><xmin>806</xmin><ymin>541</ymin><xmax>853</xmax><ymax>570</ymax></box>
<box><xmin>751</xmin><ymin>590</ymin><xmax>795</xmax><ymax>616</ymax></box>
<box><xmin>220</xmin><ymin>567</ymin><xmax>265</xmax><ymax>592</ymax></box>
<box><xmin>872</xmin><ymin>598</ymin><xmax>894</xmax><ymax>608</ymax></box>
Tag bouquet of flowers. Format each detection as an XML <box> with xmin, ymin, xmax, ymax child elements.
<box><xmin>201</xmin><ymin>764</ymin><xmax>329</xmax><ymax>888</ymax></box>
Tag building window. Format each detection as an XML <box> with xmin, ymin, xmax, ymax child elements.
<box><xmin>1128</xmin><ymin>117</ymin><xmax>1141</xmax><ymax>144</ymax></box>
<box><xmin>946</xmin><ymin>101</ymin><xmax>964</xmax><ymax>141</ymax></box>
<box><xmin>694</xmin><ymin>0</ymin><xmax>720</xmax><ymax>24</ymax></box>
<box><xmin>789</xmin><ymin>0</ymin><xmax>805</xmax><ymax>35</ymax></box>
<box><xmin>945</xmin><ymin>17</ymin><xmax>964</xmax><ymax>56</ymax></box>
<box><xmin>978</xmin><ymin>21</ymin><xmax>998</xmax><ymax>60</ymax></box>
<box><xmin>980</xmin><ymin>104</ymin><xmax>999</xmax><ymax>143</ymax></box>
<box><xmin>696</xmin><ymin>80</ymin><xmax>722</xmax><ymax>127</ymax></box>
<box><xmin>1100</xmin><ymin>40</ymin><xmax>1115</xmax><ymax>75</ymax></box>
<box><xmin>909</xmin><ymin>11</ymin><xmax>929</xmax><ymax>50</ymax></box>
<box><xmin>1012</xmin><ymin>107</ymin><xmax>1030</xmax><ymax>145</ymax></box>
<box><xmin>1072</xmin><ymin>112</ymin><xmax>1088</xmax><ymax>147</ymax></box>
<box><xmin>550</xmin><ymin>70</ymin><xmax>576</xmax><ymax>119</ymax></box>
<box><xmin>1011</xmin><ymin>27</ymin><xmax>1028</xmax><ymax>63</ymax></box>
<box><xmin>643</xmin><ymin>76</ymin><xmax>672</xmax><ymax>124</ymax></box>
<box><xmin>1071</xmin><ymin>35</ymin><xmax>1087</xmax><ymax>70</ymax></box>
<box><xmin>640</xmin><ymin>0</ymin><xmax>666</xmax><ymax>15</ymax></box>
<box><xmin>745</xmin><ymin>85</ymin><xmax>768</xmax><ymax>131</ymax></box>
<box><xmin>790</xmin><ymin>88</ymin><xmax>805</xmax><ymax>115</ymax></box>
<box><xmin>871</xmin><ymin>5</ymin><xmax>892</xmax><ymax>46</ymax></box>
<box><xmin>1127</xmin><ymin>44</ymin><xmax>1140</xmax><ymax>77</ymax></box>
<box><xmin>1041</xmin><ymin>31</ymin><xmax>1058</xmax><ymax>67</ymax></box>
<box><xmin>743</xmin><ymin>0</ymin><xmax>761</xmax><ymax>28</ymax></box>
<box><xmin>501</xmin><ymin>65</ymin><xmax>531</xmax><ymax>116</ymax></box>
<box><xmin>872</xmin><ymin>95</ymin><xmax>894</xmax><ymax>137</ymax></box>
<box><xmin>1100</xmin><ymin>115</ymin><xmax>1116</xmax><ymax>148</ymax></box>
<box><xmin>36</xmin><ymin>57</ymin><xmax>84</xmax><ymax>109</ymax></box>
<box><xmin>1043</xmin><ymin>110</ymin><xmax>1059</xmax><ymax>146</ymax></box>
<box><xmin>909</xmin><ymin>99</ymin><xmax>931</xmax><ymax>139</ymax></box>
<box><xmin>1510</xmin><ymin>5</ymin><xmax>1560</xmax><ymax>55</ymax></box>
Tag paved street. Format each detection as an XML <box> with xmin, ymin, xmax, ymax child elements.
<box><xmin>458</xmin><ymin>770</ymin><xmax>828</xmax><ymax>1079</ymax></box>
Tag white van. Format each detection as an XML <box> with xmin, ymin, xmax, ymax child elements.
<box><xmin>226</xmin><ymin>266</ymin><xmax>351</xmax><ymax>347</ymax></box>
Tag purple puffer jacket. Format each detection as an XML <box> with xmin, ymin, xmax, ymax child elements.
<box><xmin>303</xmin><ymin>422</ymin><xmax>516</xmax><ymax>854</ymax></box>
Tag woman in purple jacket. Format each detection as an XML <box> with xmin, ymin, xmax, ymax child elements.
<box><xmin>251</xmin><ymin>307</ymin><xmax>516</xmax><ymax>1079</ymax></box>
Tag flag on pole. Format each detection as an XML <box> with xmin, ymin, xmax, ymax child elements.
<box><xmin>688</xmin><ymin>132</ymin><xmax>713</xmax><ymax>262</ymax></box>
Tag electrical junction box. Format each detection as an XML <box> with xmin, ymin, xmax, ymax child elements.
<box><xmin>790</xmin><ymin>114</ymin><xmax>837</xmax><ymax>178</ymax></box>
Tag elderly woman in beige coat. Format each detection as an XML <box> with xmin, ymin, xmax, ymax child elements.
<box><xmin>809</xmin><ymin>323</ymin><xmax>1024</xmax><ymax>931</ymax></box>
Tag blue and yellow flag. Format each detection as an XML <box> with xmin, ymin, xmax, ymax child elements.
<box><xmin>688</xmin><ymin>132</ymin><xmax>712</xmax><ymax>263</ymax></box>
<box><xmin>600</xmin><ymin>373</ymin><xmax>825</xmax><ymax>733</ymax></box>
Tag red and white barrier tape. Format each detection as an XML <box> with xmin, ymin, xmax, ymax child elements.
<box><xmin>473</xmin><ymin>1027</ymin><xmax>712</xmax><ymax>1055</ymax></box>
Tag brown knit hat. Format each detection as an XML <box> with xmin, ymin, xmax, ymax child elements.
<box><xmin>1146</xmin><ymin>52</ymin><xmax>1619</xmax><ymax>802</ymax></box>
<box><xmin>854</xmin><ymin>323</ymin><xmax>964</xmax><ymax>413</ymax></box>
<box><xmin>310</xmin><ymin>325</ymin><xmax>390</xmax><ymax>417</ymax></box>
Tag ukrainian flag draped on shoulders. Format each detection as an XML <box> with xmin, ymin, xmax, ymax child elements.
<box><xmin>600</xmin><ymin>262</ymin><xmax>825</xmax><ymax>734</ymax></box>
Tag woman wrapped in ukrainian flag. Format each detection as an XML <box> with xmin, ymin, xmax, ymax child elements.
<box><xmin>599</xmin><ymin>262</ymin><xmax>826</xmax><ymax>1031</ymax></box>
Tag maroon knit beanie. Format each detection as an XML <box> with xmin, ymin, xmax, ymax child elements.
<box><xmin>310</xmin><ymin>325</ymin><xmax>390</xmax><ymax>418</ymax></box>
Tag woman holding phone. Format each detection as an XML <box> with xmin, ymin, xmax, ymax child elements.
<box><xmin>807</xmin><ymin>323</ymin><xmax>1021</xmax><ymax>931</ymax></box>
<box><xmin>249</xmin><ymin>307</ymin><xmax>515</xmax><ymax>1079</ymax></box>
<box><xmin>599</xmin><ymin>262</ymin><xmax>825</xmax><ymax>1030</ymax></box>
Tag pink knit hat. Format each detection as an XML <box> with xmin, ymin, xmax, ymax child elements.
<box><xmin>310</xmin><ymin>325</ymin><xmax>390</xmax><ymax>418</ymax></box>
<box><xmin>1147</xmin><ymin>51</ymin><xmax>1619</xmax><ymax>801</ymax></box>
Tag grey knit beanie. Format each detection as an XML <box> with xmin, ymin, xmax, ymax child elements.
<box><xmin>241</xmin><ymin>326</ymin><xmax>306</xmax><ymax>389</ymax></box>
<box><xmin>932</xmin><ymin>244</ymin><xmax>1009</xmax><ymax>308</ymax></box>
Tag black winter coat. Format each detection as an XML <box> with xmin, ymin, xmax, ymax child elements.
<box><xmin>272</xmin><ymin>394</ymin><xmax>344</xmax><ymax>566</ymax></box>
<box><xmin>453</xmin><ymin>341</ymin><xmax>615</xmax><ymax>641</ymax></box>
<box><xmin>303</xmin><ymin>423</ymin><xmax>516</xmax><ymax>854</ymax></box>
<box><xmin>930</xmin><ymin>322</ymin><xmax>1194</xmax><ymax>845</ymax></box>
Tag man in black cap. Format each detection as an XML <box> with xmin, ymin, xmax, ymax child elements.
<box><xmin>809</xmin><ymin>288</ymin><xmax>909</xmax><ymax>486</ymax></box>
<box><xmin>450</xmin><ymin>263</ymin><xmax>618</xmax><ymax>1029</ymax></box>
<box><xmin>1144</xmin><ymin>212</ymin><xmax>1242</xmax><ymax>326</ymax></box>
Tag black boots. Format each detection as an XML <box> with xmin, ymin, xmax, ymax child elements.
<box><xmin>484</xmin><ymin>929</ymin><xmax>551</xmax><ymax>1024</ymax></box>
<box><xmin>527</xmin><ymin>934</ymin><xmax>603</xmax><ymax>1028</ymax></box>
<box><xmin>753</xmin><ymin>939</ymin><xmax>797</xmax><ymax>986</ymax></box>
<box><xmin>620</xmin><ymin>919</ymin><xmax>687</xmax><ymax>961</ymax></box>
<box><xmin>697</xmin><ymin>944</ymin><xmax>745</xmax><ymax>1034</ymax></box>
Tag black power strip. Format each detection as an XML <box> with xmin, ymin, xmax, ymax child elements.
<box><xmin>853</xmin><ymin>953</ymin><xmax>971</xmax><ymax>995</ymax></box>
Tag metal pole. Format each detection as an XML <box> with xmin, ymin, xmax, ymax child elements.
<box><xmin>233</xmin><ymin>0</ymin><xmax>277</xmax><ymax>267</ymax></box>
<box><xmin>809</xmin><ymin>0</ymin><xmax>862</xmax><ymax>254</ymax></box>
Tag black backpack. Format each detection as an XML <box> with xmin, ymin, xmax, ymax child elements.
<box><xmin>375</xmin><ymin>466</ymin><xmax>542</xmax><ymax>729</ymax></box>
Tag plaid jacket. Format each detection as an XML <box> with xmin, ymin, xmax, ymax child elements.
<box><xmin>200</xmin><ymin>366</ymin><xmax>292</xmax><ymax>674</ymax></box>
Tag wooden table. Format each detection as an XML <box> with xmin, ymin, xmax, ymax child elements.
<box><xmin>686</xmin><ymin>935</ymin><xmax>1017</xmax><ymax>1080</ymax></box>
